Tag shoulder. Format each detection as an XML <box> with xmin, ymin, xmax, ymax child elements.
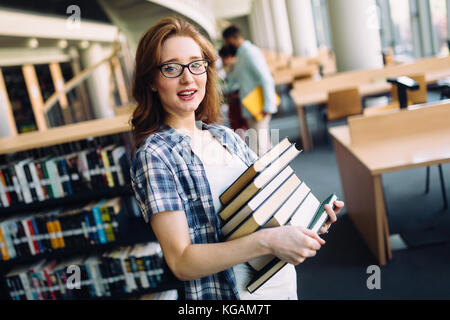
<box><xmin>131</xmin><ymin>132</ymin><xmax>175</xmax><ymax>175</ymax></box>
<box><xmin>244</xmin><ymin>41</ymin><xmax>263</xmax><ymax>58</ymax></box>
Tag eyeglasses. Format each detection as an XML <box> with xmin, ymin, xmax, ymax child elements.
<box><xmin>158</xmin><ymin>59</ymin><xmax>210</xmax><ymax>78</ymax></box>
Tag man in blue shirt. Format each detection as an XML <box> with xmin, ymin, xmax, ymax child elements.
<box><xmin>222</xmin><ymin>25</ymin><xmax>278</xmax><ymax>156</ymax></box>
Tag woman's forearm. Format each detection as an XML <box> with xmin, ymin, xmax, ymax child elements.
<box><xmin>173</xmin><ymin>229</ymin><xmax>272</xmax><ymax>281</ymax></box>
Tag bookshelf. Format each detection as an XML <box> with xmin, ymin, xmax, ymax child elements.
<box><xmin>0</xmin><ymin>116</ymin><xmax>183</xmax><ymax>300</ymax></box>
<box><xmin>0</xmin><ymin>113</ymin><xmax>131</xmax><ymax>155</ymax></box>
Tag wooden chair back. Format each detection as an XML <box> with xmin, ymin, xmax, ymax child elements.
<box><xmin>407</xmin><ymin>74</ymin><xmax>427</xmax><ymax>105</ymax></box>
<box><xmin>327</xmin><ymin>87</ymin><xmax>362</xmax><ymax>121</ymax></box>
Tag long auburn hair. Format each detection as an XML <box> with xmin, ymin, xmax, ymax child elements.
<box><xmin>130</xmin><ymin>17</ymin><xmax>223</xmax><ymax>154</ymax></box>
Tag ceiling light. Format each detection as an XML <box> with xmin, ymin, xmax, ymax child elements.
<box><xmin>79</xmin><ymin>40</ymin><xmax>90</xmax><ymax>49</ymax></box>
<box><xmin>28</xmin><ymin>38</ymin><xmax>39</xmax><ymax>48</ymax></box>
<box><xmin>58</xmin><ymin>40</ymin><xmax>68</xmax><ymax>49</ymax></box>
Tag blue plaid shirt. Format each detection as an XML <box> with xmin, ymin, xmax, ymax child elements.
<box><xmin>130</xmin><ymin>121</ymin><xmax>258</xmax><ymax>300</ymax></box>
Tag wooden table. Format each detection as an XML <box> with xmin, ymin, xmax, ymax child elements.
<box><xmin>329</xmin><ymin>101</ymin><xmax>450</xmax><ymax>265</ymax></box>
<box><xmin>290</xmin><ymin>56</ymin><xmax>450</xmax><ymax>151</ymax></box>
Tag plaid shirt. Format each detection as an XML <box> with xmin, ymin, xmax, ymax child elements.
<box><xmin>130</xmin><ymin>121</ymin><xmax>258</xmax><ymax>300</ymax></box>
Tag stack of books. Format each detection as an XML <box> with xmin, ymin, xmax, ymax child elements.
<box><xmin>218</xmin><ymin>137</ymin><xmax>337</xmax><ymax>294</ymax></box>
<box><xmin>4</xmin><ymin>242</ymin><xmax>167</xmax><ymax>300</ymax></box>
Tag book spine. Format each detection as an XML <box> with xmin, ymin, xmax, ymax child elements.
<box><xmin>128</xmin><ymin>255</ymin><xmax>142</xmax><ymax>291</ymax></box>
<box><xmin>84</xmin><ymin>211</ymin><xmax>96</xmax><ymax>245</ymax></box>
<box><xmin>55</xmin><ymin>159</ymin><xmax>68</xmax><ymax>197</ymax></box>
<box><xmin>80</xmin><ymin>216</ymin><xmax>89</xmax><ymax>247</ymax></box>
<box><xmin>10</xmin><ymin>167</ymin><xmax>24</xmax><ymax>203</ymax></box>
<box><xmin>46</xmin><ymin>218</ymin><xmax>58</xmax><ymax>250</ymax></box>
<box><xmin>28</xmin><ymin>162</ymin><xmax>44</xmax><ymax>201</ymax></box>
<box><xmin>5</xmin><ymin>276</ymin><xmax>18</xmax><ymax>300</ymax></box>
<box><xmin>3</xmin><ymin>168</ymin><xmax>16</xmax><ymax>205</ymax></box>
<box><xmin>78</xmin><ymin>151</ymin><xmax>92</xmax><ymax>189</ymax></box>
<box><xmin>8</xmin><ymin>221</ymin><xmax>21</xmax><ymax>259</ymax></box>
<box><xmin>2</xmin><ymin>222</ymin><xmax>16</xmax><ymax>259</ymax></box>
<box><xmin>107</xmin><ymin>149</ymin><xmax>120</xmax><ymax>187</ymax></box>
<box><xmin>19</xmin><ymin>273</ymin><xmax>34</xmax><ymax>300</ymax></box>
<box><xmin>15</xmin><ymin>162</ymin><xmax>32</xmax><ymax>203</ymax></box>
<box><xmin>42</xmin><ymin>268</ymin><xmax>56</xmax><ymax>300</ymax></box>
<box><xmin>0</xmin><ymin>168</ymin><xmax>10</xmax><ymax>207</ymax></box>
<box><xmin>112</xmin><ymin>147</ymin><xmax>126</xmax><ymax>186</ymax></box>
<box><xmin>60</xmin><ymin>159</ymin><xmax>74</xmax><ymax>196</ymax></box>
<box><xmin>0</xmin><ymin>223</ymin><xmax>10</xmax><ymax>260</ymax></box>
<box><xmin>101</xmin><ymin>150</ymin><xmax>115</xmax><ymax>188</ymax></box>
<box><xmin>35</xmin><ymin>161</ymin><xmax>49</xmax><ymax>200</ymax></box>
<box><xmin>82</xmin><ymin>212</ymin><xmax>94</xmax><ymax>245</ymax></box>
<box><xmin>45</xmin><ymin>160</ymin><xmax>60</xmax><ymax>199</ymax></box>
<box><xmin>26</xmin><ymin>219</ymin><xmax>40</xmax><ymax>255</ymax></box>
<box><xmin>21</xmin><ymin>219</ymin><xmax>36</xmax><ymax>256</ymax></box>
<box><xmin>33</xmin><ymin>217</ymin><xmax>45</xmax><ymax>254</ymax></box>
<box><xmin>100</xmin><ymin>205</ymin><xmax>115</xmax><ymax>242</ymax></box>
<box><xmin>53</xmin><ymin>219</ymin><xmax>65</xmax><ymax>249</ymax></box>
<box><xmin>40</xmin><ymin>160</ymin><xmax>53</xmax><ymax>199</ymax></box>
<box><xmin>92</xmin><ymin>205</ymin><xmax>107</xmax><ymax>244</ymax></box>
<box><xmin>23</xmin><ymin>163</ymin><xmax>39</xmax><ymax>202</ymax></box>
<box><xmin>96</xmin><ymin>147</ymin><xmax>108</xmax><ymax>188</ymax></box>
<box><xmin>16</xmin><ymin>221</ymin><xmax>29</xmax><ymax>257</ymax></box>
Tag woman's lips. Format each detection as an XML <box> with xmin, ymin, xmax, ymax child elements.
<box><xmin>177</xmin><ymin>89</ymin><xmax>197</xmax><ymax>101</ymax></box>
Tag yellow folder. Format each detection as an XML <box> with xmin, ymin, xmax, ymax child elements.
<box><xmin>241</xmin><ymin>85</ymin><xmax>281</xmax><ymax>121</ymax></box>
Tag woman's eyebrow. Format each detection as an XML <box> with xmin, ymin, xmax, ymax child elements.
<box><xmin>160</xmin><ymin>56</ymin><xmax>203</xmax><ymax>64</ymax></box>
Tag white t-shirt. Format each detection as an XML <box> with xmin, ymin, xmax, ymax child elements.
<box><xmin>192</xmin><ymin>129</ymin><xmax>298</xmax><ymax>300</ymax></box>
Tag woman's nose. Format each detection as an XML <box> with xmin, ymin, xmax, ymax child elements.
<box><xmin>179</xmin><ymin>67</ymin><xmax>194</xmax><ymax>83</ymax></box>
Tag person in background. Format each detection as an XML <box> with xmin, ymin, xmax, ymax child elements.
<box><xmin>222</xmin><ymin>25</ymin><xmax>277</xmax><ymax>156</ymax></box>
<box><xmin>218</xmin><ymin>45</ymin><xmax>248</xmax><ymax>139</ymax></box>
<box><xmin>130</xmin><ymin>17</ymin><xmax>344</xmax><ymax>300</ymax></box>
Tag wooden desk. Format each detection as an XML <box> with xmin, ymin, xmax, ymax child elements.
<box><xmin>329</xmin><ymin>101</ymin><xmax>450</xmax><ymax>265</ymax></box>
<box><xmin>291</xmin><ymin>56</ymin><xmax>450</xmax><ymax>151</ymax></box>
<box><xmin>273</xmin><ymin>64</ymin><xmax>320</xmax><ymax>85</ymax></box>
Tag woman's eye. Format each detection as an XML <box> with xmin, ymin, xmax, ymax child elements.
<box><xmin>163</xmin><ymin>65</ymin><xmax>178</xmax><ymax>72</ymax></box>
<box><xmin>190</xmin><ymin>62</ymin><xmax>202</xmax><ymax>69</ymax></box>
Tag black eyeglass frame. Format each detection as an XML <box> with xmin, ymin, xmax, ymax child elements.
<box><xmin>158</xmin><ymin>59</ymin><xmax>210</xmax><ymax>78</ymax></box>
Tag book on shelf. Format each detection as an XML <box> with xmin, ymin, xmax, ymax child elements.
<box><xmin>3</xmin><ymin>242</ymin><xmax>168</xmax><ymax>300</ymax></box>
<box><xmin>245</xmin><ymin>193</ymin><xmax>338</xmax><ymax>294</ymax></box>
<box><xmin>216</xmin><ymin>138</ymin><xmax>338</xmax><ymax>294</ymax></box>
<box><xmin>0</xmin><ymin>198</ymin><xmax>122</xmax><ymax>261</ymax></box>
<box><xmin>0</xmin><ymin>144</ymin><xmax>128</xmax><ymax>208</ymax></box>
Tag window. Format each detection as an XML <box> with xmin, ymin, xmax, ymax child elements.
<box><xmin>429</xmin><ymin>0</ymin><xmax>449</xmax><ymax>55</ymax></box>
<box><xmin>389</xmin><ymin>0</ymin><xmax>414</xmax><ymax>59</ymax></box>
<box><xmin>311</xmin><ymin>0</ymin><xmax>332</xmax><ymax>49</ymax></box>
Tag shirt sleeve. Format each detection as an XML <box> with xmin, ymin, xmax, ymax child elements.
<box><xmin>247</xmin><ymin>50</ymin><xmax>277</xmax><ymax>114</ymax></box>
<box><xmin>131</xmin><ymin>148</ymin><xmax>184</xmax><ymax>223</ymax></box>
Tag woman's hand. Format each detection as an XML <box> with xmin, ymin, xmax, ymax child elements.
<box><xmin>259</xmin><ymin>226</ymin><xmax>326</xmax><ymax>265</ymax></box>
<box><xmin>318</xmin><ymin>200</ymin><xmax>344</xmax><ymax>235</ymax></box>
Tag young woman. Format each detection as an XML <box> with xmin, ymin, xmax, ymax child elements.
<box><xmin>130</xmin><ymin>17</ymin><xmax>344</xmax><ymax>300</ymax></box>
